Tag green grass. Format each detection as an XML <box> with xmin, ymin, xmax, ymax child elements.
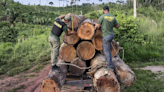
<box><xmin>123</xmin><ymin>69</ymin><xmax>164</xmax><ymax>92</ymax></box>
<box><xmin>31</xmin><ymin>65</ymin><xmax>44</xmax><ymax>73</ymax></box>
<box><xmin>127</xmin><ymin>61</ymin><xmax>164</xmax><ymax>68</ymax></box>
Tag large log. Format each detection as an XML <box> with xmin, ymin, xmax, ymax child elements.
<box><xmin>112</xmin><ymin>55</ymin><xmax>136</xmax><ymax>86</ymax></box>
<box><xmin>94</xmin><ymin>68</ymin><xmax>120</xmax><ymax>92</ymax></box>
<box><xmin>59</xmin><ymin>43</ymin><xmax>77</xmax><ymax>62</ymax></box>
<box><xmin>69</xmin><ymin>57</ymin><xmax>86</xmax><ymax>76</ymax></box>
<box><xmin>63</xmin><ymin>30</ymin><xmax>80</xmax><ymax>45</ymax></box>
<box><xmin>41</xmin><ymin>59</ymin><xmax>67</xmax><ymax>92</ymax></box>
<box><xmin>92</xmin><ymin>30</ymin><xmax>103</xmax><ymax>51</ymax></box>
<box><xmin>91</xmin><ymin>19</ymin><xmax>99</xmax><ymax>23</ymax></box>
<box><xmin>91</xmin><ymin>54</ymin><xmax>120</xmax><ymax>92</ymax></box>
<box><xmin>77</xmin><ymin>19</ymin><xmax>95</xmax><ymax>40</ymax></box>
<box><xmin>65</xmin><ymin>14</ymin><xmax>85</xmax><ymax>31</ymax></box>
<box><xmin>76</xmin><ymin>41</ymin><xmax>95</xmax><ymax>60</ymax></box>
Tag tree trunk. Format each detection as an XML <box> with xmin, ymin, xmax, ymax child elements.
<box><xmin>112</xmin><ymin>55</ymin><xmax>136</xmax><ymax>86</ymax></box>
<box><xmin>134</xmin><ymin>0</ymin><xmax>137</xmax><ymax>18</ymax></box>
<box><xmin>41</xmin><ymin>59</ymin><xmax>67</xmax><ymax>92</ymax></box>
<box><xmin>59</xmin><ymin>43</ymin><xmax>77</xmax><ymax>62</ymax></box>
<box><xmin>77</xmin><ymin>19</ymin><xmax>95</xmax><ymax>40</ymax></box>
<box><xmin>65</xmin><ymin>14</ymin><xmax>85</xmax><ymax>31</ymax></box>
<box><xmin>92</xmin><ymin>29</ymin><xmax>103</xmax><ymax>51</ymax></box>
<box><xmin>63</xmin><ymin>30</ymin><xmax>80</xmax><ymax>45</ymax></box>
<box><xmin>76</xmin><ymin>41</ymin><xmax>95</xmax><ymax>60</ymax></box>
<box><xmin>94</xmin><ymin>68</ymin><xmax>120</xmax><ymax>92</ymax></box>
<box><xmin>77</xmin><ymin>41</ymin><xmax>95</xmax><ymax>60</ymax></box>
<box><xmin>69</xmin><ymin>57</ymin><xmax>86</xmax><ymax>76</ymax></box>
<box><xmin>91</xmin><ymin>19</ymin><xmax>99</xmax><ymax>23</ymax></box>
<box><xmin>91</xmin><ymin>54</ymin><xmax>120</xmax><ymax>92</ymax></box>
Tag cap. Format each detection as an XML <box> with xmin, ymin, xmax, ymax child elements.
<box><xmin>64</xmin><ymin>15</ymin><xmax>72</xmax><ymax>22</ymax></box>
<box><xmin>103</xmin><ymin>6</ymin><xmax>109</xmax><ymax>10</ymax></box>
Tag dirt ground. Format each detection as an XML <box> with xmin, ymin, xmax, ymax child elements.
<box><xmin>0</xmin><ymin>61</ymin><xmax>51</xmax><ymax>92</ymax></box>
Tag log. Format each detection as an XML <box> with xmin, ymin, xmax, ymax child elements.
<box><xmin>94</xmin><ymin>68</ymin><xmax>120</xmax><ymax>92</ymax></box>
<box><xmin>112</xmin><ymin>55</ymin><xmax>136</xmax><ymax>86</ymax></box>
<box><xmin>91</xmin><ymin>19</ymin><xmax>99</xmax><ymax>23</ymax></box>
<box><xmin>63</xmin><ymin>30</ymin><xmax>80</xmax><ymax>45</ymax></box>
<box><xmin>92</xmin><ymin>30</ymin><xmax>103</xmax><ymax>50</ymax></box>
<box><xmin>76</xmin><ymin>41</ymin><xmax>95</xmax><ymax>60</ymax></box>
<box><xmin>65</xmin><ymin>14</ymin><xmax>85</xmax><ymax>31</ymax></box>
<box><xmin>100</xmin><ymin>40</ymin><xmax>120</xmax><ymax>57</ymax></box>
<box><xmin>41</xmin><ymin>59</ymin><xmax>67</xmax><ymax>92</ymax></box>
<box><xmin>91</xmin><ymin>54</ymin><xmax>120</xmax><ymax>92</ymax></box>
<box><xmin>59</xmin><ymin>43</ymin><xmax>77</xmax><ymax>62</ymax></box>
<box><xmin>77</xmin><ymin>19</ymin><xmax>95</xmax><ymax>40</ymax></box>
<box><xmin>69</xmin><ymin>57</ymin><xmax>86</xmax><ymax>76</ymax></box>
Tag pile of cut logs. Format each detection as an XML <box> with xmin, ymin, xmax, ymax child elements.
<box><xmin>41</xmin><ymin>14</ymin><xmax>136</xmax><ymax>92</ymax></box>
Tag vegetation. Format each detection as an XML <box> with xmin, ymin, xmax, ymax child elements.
<box><xmin>0</xmin><ymin>0</ymin><xmax>164</xmax><ymax>92</ymax></box>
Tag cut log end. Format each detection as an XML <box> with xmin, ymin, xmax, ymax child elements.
<box><xmin>59</xmin><ymin>43</ymin><xmax>76</xmax><ymax>62</ymax></box>
<box><xmin>94</xmin><ymin>68</ymin><xmax>120</xmax><ymax>92</ymax></box>
<box><xmin>41</xmin><ymin>79</ymin><xmax>60</xmax><ymax>92</ymax></box>
<box><xmin>78</xmin><ymin>22</ymin><xmax>95</xmax><ymax>40</ymax></box>
<box><xmin>92</xmin><ymin>30</ymin><xmax>103</xmax><ymax>50</ymax></box>
<box><xmin>77</xmin><ymin>41</ymin><xmax>95</xmax><ymax>60</ymax></box>
<box><xmin>110</xmin><ymin>40</ymin><xmax>119</xmax><ymax>57</ymax></box>
<box><xmin>69</xmin><ymin>58</ymin><xmax>86</xmax><ymax>76</ymax></box>
<box><xmin>63</xmin><ymin>32</ymin><xmax>80</xmax><ymax>45</ymax></box>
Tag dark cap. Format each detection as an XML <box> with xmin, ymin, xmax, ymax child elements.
<box><xmin>103</xmin><ymin>6</ymin><xmax>109</xmax><ymax>10</ymax></box>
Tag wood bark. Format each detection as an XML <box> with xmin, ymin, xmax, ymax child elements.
<box><xmin>92</xmin><ymin>29</ymin><xmax>103</xmax><ymax>51</ymax></box>
<box><xmin>91</xmin><ymin>19</ymin><xmax>99</xmax><ymax>23</ymax></box>
<box><xmin>112</xmin><ymin>55</ymin><xmax>136</xmax><ymax>86</ymax></box>
<box><xmin>69</xmin><ymin>57</ymin><xmax>86</xmax><ymax>76</ymax></box>
<box><xmin>65</xmin><ymin>14</ymin><xmax>85</xmax><ymax>31</ymax></box>
<box><xmin>59</xmin><ymin>43</ymin><xmax>77</xmax><ymax>62</ymax></box>
<box><xmin>41</xmin><ymin>59</ymin><xmax>67</xmax><ymax>92</ymax></box>
<box><xmin>77</xmin><ymin>19</ymin><xmax>95</xmax><ymax>40</ymax></box>
<box><xmin>63</xmin><ymin>30</ymin><xmax>80</xmax><ymax>45</ymax></box>
<box><xmin>91</xmin><ymin>54</ymin><xmax>120</xmax><ymax>92</ymax></box>
<box><xmin>76</xmin><ymin>41</ymin><xmax>95</xmax><ymax>60</ymax></box>
<box><xmin>94</xmin><ymin>68</ymin><xmax>120</xmax><ymax>92</ymax></box>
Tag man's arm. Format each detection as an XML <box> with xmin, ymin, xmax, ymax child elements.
<box><xmin>96</xmin><ymin>15</ymin><xmax>103</xmax><ymax>29</ymax></box>
<box><xmin>113</xmin><ymin>17</ymin><xmax>119</xmax><ymax>28</ymax></box>
<box><xmin>58</xmin><ymin>15</ymin><xmax>66</xmax><ymax>19</ymax></box>
<box><xmin>114</xmin><ymin>24</ymin><xmax>120</xmax><ymax>28</ymax></box>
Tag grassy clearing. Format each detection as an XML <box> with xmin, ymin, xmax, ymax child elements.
<box><xmin>123</xmin><ymin>69</ymin><xmax>164</xmax><ymax>92</ymax></box>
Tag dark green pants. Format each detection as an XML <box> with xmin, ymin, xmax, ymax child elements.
<box><xmin>48</xmin><ymin>35</ymin><xmax>60</xmax><ymax>66</ymax></box>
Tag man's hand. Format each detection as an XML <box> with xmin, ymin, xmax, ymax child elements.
<box><xmin>114</xmin><ymin>24</ymin><xmax>120</xmax><ymax>28</ymax></box>
<box><xmin>67</xmin><ymin>13</ymin><xmax>72</xmax><ymax>16</ymax></box>
<box><xmin>95</xmin><ymin>24</ymin><xmax>101</xmax><ymax>29</ymax></box>
<box><xmin>65</xmin><ymin>32</ymin><xmax>75</xmax><ymax>36</ymax></box>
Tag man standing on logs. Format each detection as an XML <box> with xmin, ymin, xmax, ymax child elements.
<box><xmin>49</xmin><ymin>14</ymin><xmax>73</xmax><ymax>72</ymax></box>
<box><xmin>96</xmin><ymin>6</ymin><xmax>120</xmax><ymax>70</ymax></box>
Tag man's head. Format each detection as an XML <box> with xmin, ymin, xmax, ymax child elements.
<box><xmin>62</xmin><ymin>15</ymin><xmax>72</xmax><ymax>23</ymax></box>
<box><xmin>103</xmin><ymin>6</ymin><xmax>109</xmax><ymax>14</ymax></box>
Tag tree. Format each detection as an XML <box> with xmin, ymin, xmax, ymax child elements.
<box><xmin>6</xmin><ymin>8</ymin><xmax>21</xmax><ymax>26</ymax></box>
<box><xmin>0</xmin><ymin>0</ymin><xmax>8</xmax><ymax>10</ymax></box>
<box><xmin>49</xmin><ymin>1</ymin><xmax>53</xmax><ymax>6</ymax></box>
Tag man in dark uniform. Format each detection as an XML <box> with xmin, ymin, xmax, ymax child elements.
<box><xmin>49</xmin><ymin>14</ymin><xmax>73</xmax><ymax>72</ymax></box>
<box><xmin>96</xmin><ymin>6</ymin><xmax>120</xmax><ymax>70</ymax></box>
